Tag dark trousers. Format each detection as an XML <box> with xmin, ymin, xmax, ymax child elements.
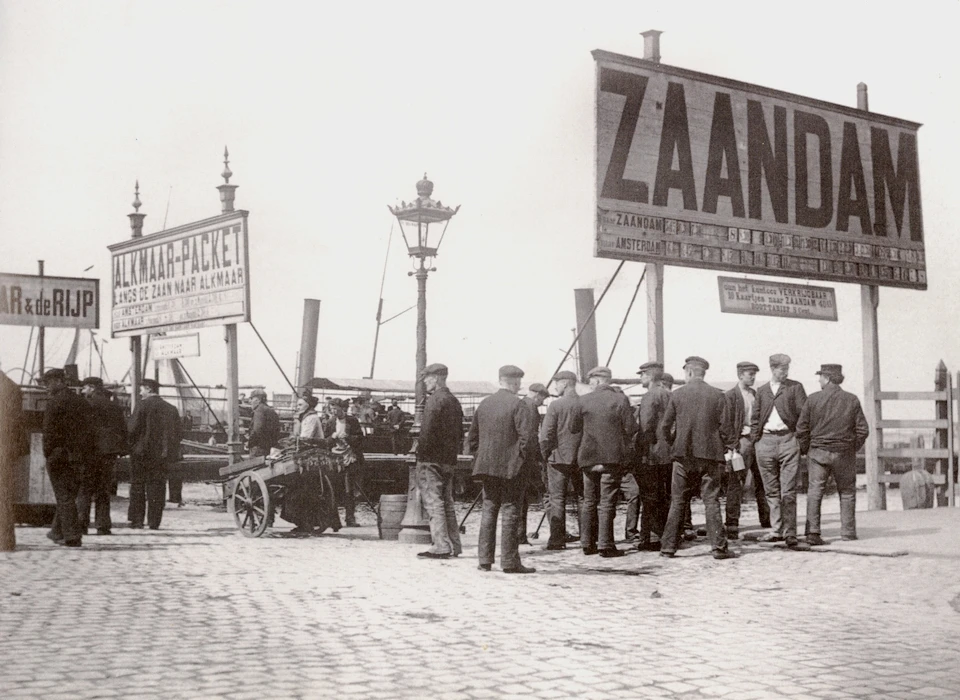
<box><xmin>129</xmin><ymin>457</ymin><xmax>167</xmax><ymax>529</ymax></box>
<box><xmin>78</xmin><ymin>455</ymin><xmax>114</xmax><ymax>532</ymax></box>
<box><xmin>167</xmin><ymin>475</ymin><xmax>183</xmax><ymax>504</ymax></box>
<box><xmin>339</xmin><ymin>464</ymin><xmax>357</xmax><ymax>524</ymax></box>
<box><xmin>546</xmin><ymin>463</ymin><xmax>577</xmax><ymax>547</ymax></box>
<box><xmin>478</xmin><ymin>475</ymin><xmax>523</xmax><ymax>569</ymax></box>
<box><xmin>621</xmin><ymin>468</ymin><xmax>639</xmax><ymax>540</ymax></box>
<box><xmin>806</xmin><ymin>447</ymin><xmax>857</xmax><ymax>539</ymax></box>
<box><xmin>581</xmin><ymin>466</ymin><xmax>621</xmax><ymax>551</ymax></box>
<box><xmin>391</xmin><ymin>430</ymin><xmax>403</xmax><ymax>455</ymax></box>
<box><xmin>661</xmin><ymin>458</ymin><xmax>728</xmax><ymax>555</ymax></box>
<box><xmin>47</xmin><ymin>461</ymin><xmax>83</xmax><ymax>544</ymax></box>
<box><xmin>722</xmin><ymin>437</ymin><xmax>770</xmax><ymax>529</ymax></box>
<box><xmin>638</xmin><ymin>463</ymin><xmax>672</xmax><ymax>542</ymax></box>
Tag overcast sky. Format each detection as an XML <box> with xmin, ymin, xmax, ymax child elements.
<box><xmin>2</xmin><ymin>1</ymin><xmax>958</xmax><ymax>401</ymax></box>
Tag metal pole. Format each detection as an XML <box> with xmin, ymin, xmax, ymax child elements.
<box><xmin>37</xmin><ymin>260</ymin><xmax>44</xmax><ymax>375</ymax></box>
<box><xmin>414</xmin><ymin>259</ymin><xmax>428</xmax><ymax>418</ymax></box>
<box><xmin>369</xmin><ymin>298</ymin><xmax>384</xmax><ymax>379</ymax></box>
<box><xmin>225</xmin><ymin>324</ymin><xmax>241</xmax><ymax>463</ymax></box>
<box><xmin>128</xmin><ymin>182</ymin><xmax>145</xmax><ymax>412</ymax></box>
<box><xmin>857</xmin><ymin>82</ymin><xmax>885</xmax><ymax>511</ymax></box>
<box><xmin>606</xmin><ymin>267</ymin><xmax>647</xmax><ymax>366</ymax></box>
<box><xmin>249</xmin><ymin>322</ymin><xmax>297</xmax><ymax>393</ymax></box>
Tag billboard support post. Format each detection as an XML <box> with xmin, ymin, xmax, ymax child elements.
<box><xmin>37</xmin><ymin>260</ymin><xmax>44</xmax><ymax>375</ymax></box>
<box><xmin>642</xmin><ymin>31</ymin><xmax>665</xmax><ymax>365</ymax></box>
<box><xmin>218</xmin><ymin>148</ymin><xmax>243</xmax><ymax>464</ymax></box>
<box><xmin>858</xmin><ymin>83</ymin><xmax>886</xmax><ymax>510</ymax></box>
<box><xmin>128</xmin><ymin>183</ymin><xmax>145</xmax><ymax>412</ymax></box>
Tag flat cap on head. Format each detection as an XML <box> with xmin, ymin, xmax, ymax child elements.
<box><xmin>661</xmin><ymin>372</ymin><xmax>674</xmax><ymax>385</ymax></box>
<box><xmin>40</xmin><ymin>368</ymin><xmax>66</xmax><ymax>383</ymax></box>
<box><xmin>637</xmin><ymin>361</ymin><xmax>664</xmax><ymax>374</ymax></box>
<box><xmin>528</xmin><ymin>382</ymin><xmax>549</xmax><ymax>397</ymax></box>
<box><xmin>420</xmin><ymin>362</ymin><xmax>449</xmax><ymax>378</ymax></box>
<box><xmin>769</xmin><ymin>353</ymin><xmax>791</xmax><ymax>368</ymax></box>
<box><xmin>587</xmin><ymin>366</ymin><xmax>612</xmax><ymax>379</ymax></box>
<box><xmin>553</xmin><ymin>370</ymin><xmax>578</xmax><ymax>383</ymax></box>
<box><xmin>736</xmin><ymin>361</ymin><xmax>760</xmax><ymax>373</ymax></box>
<box><xmin>81</xmin><ymin>376</ymin><xmax>104</xmax><ymax>388</ymax></box>
<box><xmin>250</xmin><ymin>387</ymin><xmax>267</xmax><ymax>399</ymax></box>
<box><xmin>684</xmin><ymin>356</ymin><xmax>710</xmax><ymax>371</ymax></box>
<box><xmin>141</xmin><ymin>378</ymin><xmax>160</xmax><ymax>392</ymax></box>
<box><xmin>499</xmin><ymin>365</ymin><xmax>524</xmax><ymax>379</ymax></box>
<box><xmin>816</xmin><ymin>363</ymin><xmax>843</xmax><ymax>377</ymax></box>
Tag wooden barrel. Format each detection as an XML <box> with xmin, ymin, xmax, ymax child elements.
<box><xmin>379</xmin><ymin>494</ymin><xmax>407</xmax><ymax>540</ymax></box>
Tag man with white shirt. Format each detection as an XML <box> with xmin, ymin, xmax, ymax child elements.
<box><xmin>750</xmin><ymin>353</ymin><xmax>807</xmax><ymax>547</ymax></box>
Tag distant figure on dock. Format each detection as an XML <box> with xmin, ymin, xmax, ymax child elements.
<box><xmin>387</xmin><ymin>400</ymin><xmax>405</xmax><ymax>454</ymax></box>
<box><xmin>247</xmin><ymin>388</ymin><xmax>281</xmax><ymax>457</ymax></box>
<box><xmin>80</xmin><ymin>376</ymin><xmax>128</xmax><ymax>535</ymax></box>
<box><xmin>127</xmin><ymin>378</ymin><xmax>182</xmax><ymax>530</ymax></box>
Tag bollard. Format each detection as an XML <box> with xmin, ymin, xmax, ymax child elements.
<box><xmin>0</xmin><ymin>374</ymin><xmax>26</xmax><ymax>551</ymax></box>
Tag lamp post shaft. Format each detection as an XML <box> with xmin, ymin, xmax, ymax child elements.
<box><xmin>415</xmin><ymin>261</ymin><xmax>428</xmax><ymax>417</ymax></box>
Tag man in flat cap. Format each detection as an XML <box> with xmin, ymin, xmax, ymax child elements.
<box><xmin>415</xmin><ymin>363</ymin><xmax>464</xmax><ymax>559</ymax></box>
<box><xmin>721</xmin><ymin>362</ymin><xmax>770</xmax><ymax>539</ymax></box>
<box><xmin>247</xmin><ymin>388</ymin><xmax>281</xmax><ymax>457</ymax></box>
<box><xmin>796</xmin><ymin>364</ymin><xmax>869</xmax><ymax>544</ymax></box>
<box><xmin>328</xmin><ymin>397</ymin><xmax>365</xmax><ymax>527</ymax></box>
<box><xmin>632</xmin><ymin>361</ymin><xmax>674</xmax><ymax>551</ymax></box>
<box><xmin>79</xmin><ymin>377</ymin><xmax>128</xmax><ymax>535</ymax></box>
<box><xmin>750</xmin><ymin>353</ymin><xmax>807</xmax><ymax>547</ymax></box>
<box><xmin>40</xmin><ymin>368</ymin><xmax>95</xmax><ymax>546</ymax></box>
<box><xmin>517</xmin><ymin>382</ymin><xmax>549</xmax><ymax>545</ymax></box>
<box><xmin>467</xmin><ymin>365</ymin><xmax>537</xmax><ymax>573</ymax></box>
<box><xmin>128</xmin><ymin>378</ymin><xmax>182</xmax><ymax>530</ymax></box>
<box><xmin>573</xmin><ymin>366</ymin><xmax>637</xmax><ymax>558</ymax></box>
<box><xmin>539</xmin><ymin>370</ymin><xmax>582</xmax><ymax>550</ymax></box>
<box><xmin>660</xmin><ymin>357</ymin><xmax>736</xmax><ymax>560</ymax></box>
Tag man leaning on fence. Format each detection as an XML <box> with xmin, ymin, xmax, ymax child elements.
<box><xmin>415</xmin><ymin>363</ymin><xmax>464</xmax><ymax>560</ymax></box>
<box><xmin>796</xmin><ymin>364</ymin><xmax>869</xmax><ymax>544</ymax></box>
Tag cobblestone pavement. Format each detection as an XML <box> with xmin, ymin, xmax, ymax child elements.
<box><xmin>2</xmin><ymin>484</ymin><xmax>959</xmax><ymax>700</ymax></box>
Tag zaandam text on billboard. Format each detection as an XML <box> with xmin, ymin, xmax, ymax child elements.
<box><xmin>593</xmin><ymin>50</ymin><xmax>925</xmax><ymax>290</ymax></box>
<box><xmin>107</xmin><ymin>211</ymin><xmax>250</xmax><ymax>337</ymax></box>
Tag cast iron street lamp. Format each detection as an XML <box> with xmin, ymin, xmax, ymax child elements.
<box><xmin>388</xmin><ymin>175</ymin><xmax>459</xmax><ymax>544</ymax></box>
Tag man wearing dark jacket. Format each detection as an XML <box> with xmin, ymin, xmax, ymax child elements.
<box><xmin>634</xmin><ymin>361</ymin><xmax>674</xmax><ymax>550</ymax></box>
<box><xmin>750</xmin><ymin>353</ymin><xmax>807</xmax><ymax>547</ymax></box>
<box><xmin>415</xmin><ymin>363</ymin><xmax>464</xmax><ymax>559</ymax></box>
<box><xmin>247</xmin><ymin>388</ymin><xmax>281</xmax><ymax>457</ymax></box>
<box><xmin>796</xmin><ymin>364</ymin><xmax>869</xmax><ymax>544</ymax></box>
<box><xmin>573</xmin><ymin>366</ymin><xmax>638</xmax><ymax>558</ymax></box>
<box><xmin>128</xmin><ymin>379</ymin><xmax>182</xmax><ymax>530</ymax></box>
<box><xmin>79</xmin><ymin>377</ymin><xmax>128</xmax><ymax>535</ymax></box>
<box><xmin>722</xmin><ymin>362</ymin><xmax>770</xmax><ymax>538</ymax></box>
<box><xmin>517</xmin><ymin>382</ymin><xmax>549</xmax><ymax>545</ymax></box>
<box><xmin>468</xmin><ymin>365</ymin><xmax>537</xmax><ymax>574</ymax></box>
<box><xmin>539</xmin><ymin>370</ymin><xmax>581</xmax><ymax>551</ymax></box>
<box><xmin>660</xmin><ymin>356</ymin><xmax>736</xmax><ymax>560</ymax></box>
<box><xmin>41</xmin><ymin>368</ymin><xmax>95</xmax><ymax>546</ymax></box>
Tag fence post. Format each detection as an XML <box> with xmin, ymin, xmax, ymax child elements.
<box><xmin>934</xmin><ymin>361</ymin><xmax>948</xmax><ymax>506</ymax></box>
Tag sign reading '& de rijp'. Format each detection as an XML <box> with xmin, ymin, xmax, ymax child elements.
<box><xmin>717</xmin><ymin>276</ymin><xmax>837</xmax><ymax>322</ymax></box>
<box><xmin>107</xmin><ymin>211</ymin><xmax>250</xmax><ymax>337</ymax></box>
<box><xmin>0</xmin><ymin>272</ymin><xmax>99</xmax><ymax>328</ymax></box>
<box><xmin>593</xmin><ymin>50</ymin><xmax>926</xmax><ymax>290</ymax></box>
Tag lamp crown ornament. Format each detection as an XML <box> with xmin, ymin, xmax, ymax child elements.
<box><xmin>222</xmin><ymin>146</ymin><xmax>233</xmax><ymax>184</ymax></box>
<box><xmin>416</xmin><ymin>172</ymin><xmax>433</xmax><ymax>198</ymax></box>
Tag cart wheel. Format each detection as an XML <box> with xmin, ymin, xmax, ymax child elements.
<box><xmin>229</xmin><ymin>472</ymin><xmax>272</xmax><ymax>537</ymax></box>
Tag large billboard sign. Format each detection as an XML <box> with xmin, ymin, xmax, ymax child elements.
<box><xmin>108</xmin><ymin>211</ymin><xmax>250</xmax><ymax>337</ymax></box>
<box><xmin>0</xmin><ymin>272</ymin><xmax>99</xmax><ymax>328</ymax></box>
<box><xmin>593</xmin><ymin>50</ymin><xmax>926</xmax><ymax>290</ymax></box>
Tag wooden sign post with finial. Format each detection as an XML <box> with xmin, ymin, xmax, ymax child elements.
<box><xmin>217</xmin><ymin>147</ymin><xmax>242</xmax><ymax>464</ymax></box>
<box><xmin>128</xmin><ymin>181</ymin><xmax>146</xmax><ymax>412</ymax></box>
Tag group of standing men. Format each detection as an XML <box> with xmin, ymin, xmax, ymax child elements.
<box><xmin>39</xmin><ymin>368</ymin><xmax>183</xmax><ymax>547</ymax></box>
<box><xmin>411</xmin><ymin>353</ymin><xmax>870</xmax><ymax>573</ymax></box>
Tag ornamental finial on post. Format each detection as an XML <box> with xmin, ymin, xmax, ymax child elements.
<box><xmin>217</xmin><ymin>145</ymin><xmax>238</xmax><ymax>213</ymax></box>
<box><xmin>128</xmin><ymin>180</ymin><xmax>146</xmax><ymax>238</ymax></box>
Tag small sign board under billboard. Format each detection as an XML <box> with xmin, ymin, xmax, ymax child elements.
<box><xmin>0</xmin><ymin>272</ymin><xmax>99</xmax><ymax>328</ymax></box>
<box><xmin>108</xmin><ymin>211</ymin><xmax>250</xmax><ymax>337</ymax></box>
<box><xmin>718</xmin><ymin>276</ymin><xmax>838</xmax><ymax>321</ymax></box>
<box><xmin>593</xmin><ymin>50</ymin><xmax>926</xmax><ymax>290</ymax></box>
<box><xmin>150</xmin><ymin>333</ymin><xmax>201</xmax><ymax>361</ymax></box>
